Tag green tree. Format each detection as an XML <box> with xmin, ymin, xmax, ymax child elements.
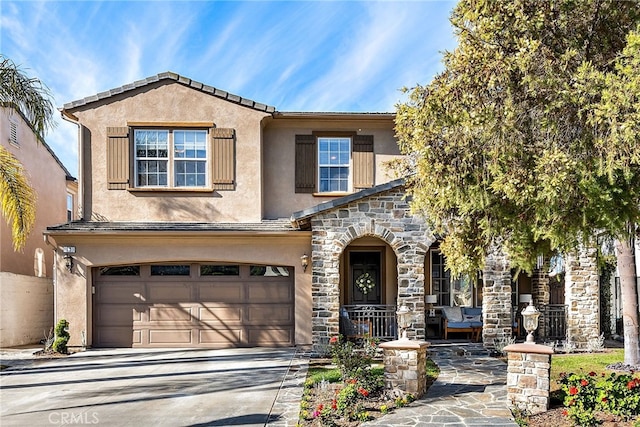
<box><xmin>0</xmin><ymin>55</ymin><xmax>56</xmax><ymax>251</ymax></box>
<box><xmin>395</xmin><ymin>0</ymin><xmax>640</xmax><ymax>364</ymax></box>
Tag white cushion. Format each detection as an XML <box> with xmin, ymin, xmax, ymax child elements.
<box><xmin>442</xmin><ymin>306</ymin><xmax>463</xmax><ymax>322</ymax></box>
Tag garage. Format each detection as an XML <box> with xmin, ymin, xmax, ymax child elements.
<box><xmin>93</xmin><ymin>263</ymin><xmax>294</xmax><ymax>348</ymax></box>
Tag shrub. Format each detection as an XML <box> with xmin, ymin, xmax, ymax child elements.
<box><xmin>328</xmin><ymin>335</ymin><xmax>377</xmax><ymax>381</ymax></box>
<box><xmin>558</xmin><ymin>370</ymin><xmax>640</xmax><ymax>426</ymax></box>
<box><xmin>52</xmin><ymin>319</ymin><xmax>70</xmax><ymax>354</ymax></box>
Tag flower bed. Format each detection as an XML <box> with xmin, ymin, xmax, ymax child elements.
<box><xmin>297</xmin><ymin>336</ymin><xmax>437</xmax><ymax>426</ymax></box>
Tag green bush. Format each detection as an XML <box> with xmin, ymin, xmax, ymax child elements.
<box><xmin>328</xmin><ymin>335</ymin><xmax>377</xmax><ymax>380</ymax></box>
<box><xmin>52</xmin><ymin>319</ymin><xmax>70</xmax><ymax>354</ymax></box>
<box><xmin>558</xmin><ymin>370</ymin><xmax>640</xmax><ymax>426</ymax></box>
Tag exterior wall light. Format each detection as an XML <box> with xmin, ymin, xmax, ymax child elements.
<box><xmin>397</xmin><ymin>304</ymin><xmax>413</xmax><ymax>340</ymax></box>
<box><xmin>300</xmin><ymin>253</ymin><xmax>309</xmax><ymax>272</ymax></box>
<box><xmin>425</xmin><ymin>295</ymin><xmax>438</xmax><ymax>317</ymax></box>
<box><xmin>521</xmin><ymin>302</ymin><xmax>541</xmax><ymax>343</ymax></box>
<box><xmin>61</xmin><ymin>246</ymin><xmax>76</xmax><ymax>273</ymax></box>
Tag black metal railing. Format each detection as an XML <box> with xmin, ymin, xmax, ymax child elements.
<box><xmin>539</xmin><ymin>304</ymin><xmax>567</xmax><ymax>340</ymax></box>
<box><xmin>340</xmin><ymin>305</ymin><xmax>397</xmax><ymax>341</ymax></box>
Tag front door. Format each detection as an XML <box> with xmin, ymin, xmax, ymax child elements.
<box><xmin>350</xmin><ymin>251</ymin><xmax>381</xmax><ymax>304</ymax></box>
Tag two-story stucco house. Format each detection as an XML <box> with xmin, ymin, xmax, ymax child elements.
<box><xmin>47</xmin><ymin>72</ymin><xmax>602</xmax><ymax>354</ymax></box>
<box><xmin>1</xmin><ymin>104</ymin><xmax>77</xmax><ymax>347</ymax></box>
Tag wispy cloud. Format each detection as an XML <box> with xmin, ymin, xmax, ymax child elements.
<box><xmin>1</xmin><ymin>0</ymin><xmax>457</xmax><ymax>176</ymax></box>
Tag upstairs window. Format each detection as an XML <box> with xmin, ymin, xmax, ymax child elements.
<box><xmin>106</xmin><ymin>126</ymin><xmax>235</xmax><ymax>191</ymax></box>
<box><xmin>134</xmin><ymin>129</ymin><xmax>207</xmax><ymax>188</ymax></box>
<box><xmin>295</xmin><ymin>133</ymin><xmax>374</xmax><ymax>194</ymax></box>
<box><xmin>318</xmin><ymin>137</ymin><xmax>350</xmax><ymax>192</ymax></box>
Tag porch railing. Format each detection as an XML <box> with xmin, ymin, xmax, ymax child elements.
<box><xmin>539</xmin><ymin>304</ymin><xmax>567</xmax><ymax>341</ymax></box>
<box><xmin>340</xmin><ymin>305</ymin><xmax>397</xmax><ymax>341</ymax></box>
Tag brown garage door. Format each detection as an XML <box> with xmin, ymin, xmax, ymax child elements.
<box><xmin>93</xmin><ymin>264</ymin><xmax>294</xmax><ymax>348</ymax></box>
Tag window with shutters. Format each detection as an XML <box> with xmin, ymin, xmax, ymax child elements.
<box><xmin>295</xmin><ymin>133</ymin><xmax>374</xmax><ymax>194</ymax></box>
<box><xmin>107</xmin><ymin>126</ymin><xmax>235</xmax><ymax>191</ymax></box>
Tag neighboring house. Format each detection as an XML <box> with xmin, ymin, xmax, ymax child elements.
<box><xmin>47</xmin><ymin>72</ymin><xmax>601</xmax><ymax>354</ymax></box>
<box><xmin>0</xmin><ymin>104</ymin><xmax>76</xmax><ymax>347</ymax></box>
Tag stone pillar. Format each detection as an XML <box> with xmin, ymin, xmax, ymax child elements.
<box><xmin>379</xmin><ymin>339</ymin><xmax>430</xmax><ymax>398</ymax></box>
<box><xmin>565</xmin><ymin>246</ymin><xmax>599</xmax><ymax>348</ymax></box>
<box><xmin>504</xmin><ymin>343</ymin><xmax>553</xmax><ymax>415</ymax></box>
<box><xmin>482</xmin><ymin>246</ymin><xmax>513</xmax><ymax>349</ymax></box>
<box><xmin>531</xmin><ymin>265</ymin><xmax>550</xmax><ymax>337</ymax></box>
<box><xmin>397</xmin><ymin>252</ymin><xmax>426</xmax><ymax>341</ymax></box>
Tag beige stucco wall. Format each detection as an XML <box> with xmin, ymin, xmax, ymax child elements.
<box><xmin>69</xmin><ymin>81</ymin><xmax>270</xmax><ymax>223</ymax></box>
<box><xmin>0</xmin><ymin>107</ymin><xmax>68</xmax><ymax>277</ymax></box>
<box><xmin>48</xmin><ymin>232</ymin><xmax>312</xmax><ymax>348</ymax></box>
<box><xmin>0</xmin><ymin>272</ymin><xmax>54</xmax><ymax>347</ymax></box>
<box><xmin>261</xmin><ymin>115</ymin><xmax>403</xmax><ymax>219</ymax></box>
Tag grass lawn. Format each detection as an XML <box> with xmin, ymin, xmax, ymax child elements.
<box><xmin>550</xmin><ymin>349</ymin><xmax>625</xmax><ymax>393</ymax></box>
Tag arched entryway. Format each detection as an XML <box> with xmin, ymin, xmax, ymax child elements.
<box><xmin>339</xmin><ymin>237</ymin><xmax>398</xmax><ymax>341</ymax></box>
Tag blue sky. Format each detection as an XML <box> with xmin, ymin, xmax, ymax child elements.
<box><xmin>1</xmin><ymin>1</ymin><xmax>457</xmax><ymax>177</ymax></box>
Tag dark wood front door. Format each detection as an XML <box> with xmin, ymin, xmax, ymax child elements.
<box><xmin>350</xmin><ymin>251</ymin><xmax>381</xmax><ymax>304</ymax></box>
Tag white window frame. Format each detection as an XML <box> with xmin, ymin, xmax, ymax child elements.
<box><xmin>317</xmin><ymin>136</ymin><xmax>351</xmax><ymax>193</ymax></box>
<box><xmin>134</xmin><ymin>128</ymin><xmax>209</xmax><ymax>189</ymax></box>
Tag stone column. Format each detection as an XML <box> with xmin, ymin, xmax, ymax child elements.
<box><xmin>504</xmin><ymin>343</ymin><xmax>553</xmax><ymax>415</ymax></box>
<box><xmin>379</xmin><ymin>339</ymin><xmax>430</xmax><ymax>398</ymax></box>
<box><xmin>482</xmin><ymin>246</ymin><xmax>513</xmax><ymax>349</ymax></box>
<box><xmin>531</xmin><ymin>265</ymin><xmax>550</xmax><ymax>338</ymax></box>
<box><xmin>565</xmin><ymin>246</ymin><xmax>599</xmax><ymax>348</ymax></box>
<box><xmin>397</xmin><ymin>251</ymin><xmax>426</xmax><ymax>341</ymax></box>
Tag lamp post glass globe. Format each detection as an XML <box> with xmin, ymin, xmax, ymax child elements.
<box><xmin>521</xmin><ymin>303</ymin><xmax>541</xmax><ymax>343</ymax></box>
<box><xmin>397</xmin><ymin>304</ymin><xmax>412</xmax><ymax>340</ymax></box>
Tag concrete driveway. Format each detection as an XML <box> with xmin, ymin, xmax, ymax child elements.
<box><xmin>0</xmin><ymin>347</ymin><xmax>306</xmax><ymax>426</ymax></box>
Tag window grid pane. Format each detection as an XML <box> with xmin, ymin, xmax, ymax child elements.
<box><xmin>318</xmin><ymin>137</ymin><xmax>350</xmax><ymax>192</ymax></box>
<box><xmin>135</xmin><ymin>130</ymin><xmax>169</xmax><ymax>187</ymax></box>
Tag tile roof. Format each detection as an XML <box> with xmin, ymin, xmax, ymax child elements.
<box><xmin>61</xmin><ymin>72</ymin><xmax>277</xmax><ymax>113</ymax></box>
<box><xmin>290</xmin><ymin>177</ymin><xmax>406</xmax><ymax>228</ymax></box>
<box><xmin>46</xmin><ymin>219</ymin><xmax>299</xmax><ymax>233</ymax></box>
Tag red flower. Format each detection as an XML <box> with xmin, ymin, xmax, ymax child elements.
<box><xmin>569</xmin><ymin>386</ymin><xmax>578</xmax><ymax>396</ymax></box>
<box><xmin>562</xmin><ymin>409</ymin><xmax>568</xmax><ymax>416</ymax></box>
<box><xmin>588</xmin><ymin>371</ymin><xmax>596</xmax><ymax>377</ymax></box>
<box><xmin>348</xmin><ymin>378</ymin><xmax>357</xmax><ymax>384</ymax></box>
<box><xmin>358</xmin><ymin>387</ymin><xmax>369</xmax><ymax>397</ymax></box>
<box><xmin>580</xmin><ymin>379</ymin><xmax>589</xmax><ymax>387</ymax></box>
<box><xmin>628</xmin><ymin>380</ymin><xmax>636</xmax><ymax>390</ymax></box>
<box><xmin>329</xmin><ymin>336</ymin><xmax>339</xmax><ymax>344</ymax></box>
<box><xmin>601</xmin><ymin>397</ymin><xmax>608</xmax><ymax>403</ymax></box>
<box><xmin>331</xmin><ymin>399</ymin><xmax>337</xmax><ymax>410</ymax></box>
<box><xmin>317</xmin><ymin>404</ymin><xmax>323</xmax><ymax>411</ymax></box>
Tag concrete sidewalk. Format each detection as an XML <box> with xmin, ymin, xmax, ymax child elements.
<box><xmin>1</xmin><ymin>347</ymin><xmax>304</xmax><ymax>427</ymax></box>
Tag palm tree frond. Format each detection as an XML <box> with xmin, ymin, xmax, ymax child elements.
<box><xmin>0</xmin><ymin>145</ymin><xmax>36</xmax><ymax>252</ymax></box>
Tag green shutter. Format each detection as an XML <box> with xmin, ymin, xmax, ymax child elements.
<box><xmin>295</xmin><ymin>135</ymin><xmax>316</xmax><ymax>193</ymax></box>
<box><xmin>353</xmin><ymin>135</ymin><xmax>374</xmax><ymax>190</ymax></box>
<box><xmin>211</xmin><ymin>128</ymin><xmax>235</xmax><ymax>190</ymax></box>
<box><xmin>106</xmin><ymin>127</ymin><xmax>130</xmax><ymax>190</ymax></box>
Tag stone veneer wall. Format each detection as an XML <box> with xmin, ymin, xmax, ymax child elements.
<box><xmin>531</xmin><ymin>265</ymin><xmax>550</xmax><ymax>337</ymax></box>
<box><xmin>565</xmin><ymin>246</ymin><xmax>600</xmax><ymax>348</ymax></box>
<box><xmin>505</xmin><ymin>344</ymin><xmax>553</xmax><ymax>415</ymax></box>
<box><xmin>309</xmin><ymin>188</ymin><xmax>435</xmax><ymax>355</ymax></box>
<box><xmin>482</xmin><ymin>246</ymin><xmax>513</xmax><ymax>349</ymax></box>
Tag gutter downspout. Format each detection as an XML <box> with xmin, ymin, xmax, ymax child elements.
<box><xmin>44</xmin><ymin>233</ymin><xmax>58</xmax><ymax>327</ymax></box>
<box><xmin>60</xmin><ymin>110</ymin><xmax>83</xmax><ymax>221</ymax></box>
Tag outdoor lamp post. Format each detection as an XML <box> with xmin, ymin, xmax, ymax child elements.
<box><xmin>397</xmin><ymin>304</ymin><xmax>412</xmax><ymax>340</ymax></box>
<box><xmin>521</xmin><ymin>302</ymin><xmax>541</xmax><ymax>344</ymax></box>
